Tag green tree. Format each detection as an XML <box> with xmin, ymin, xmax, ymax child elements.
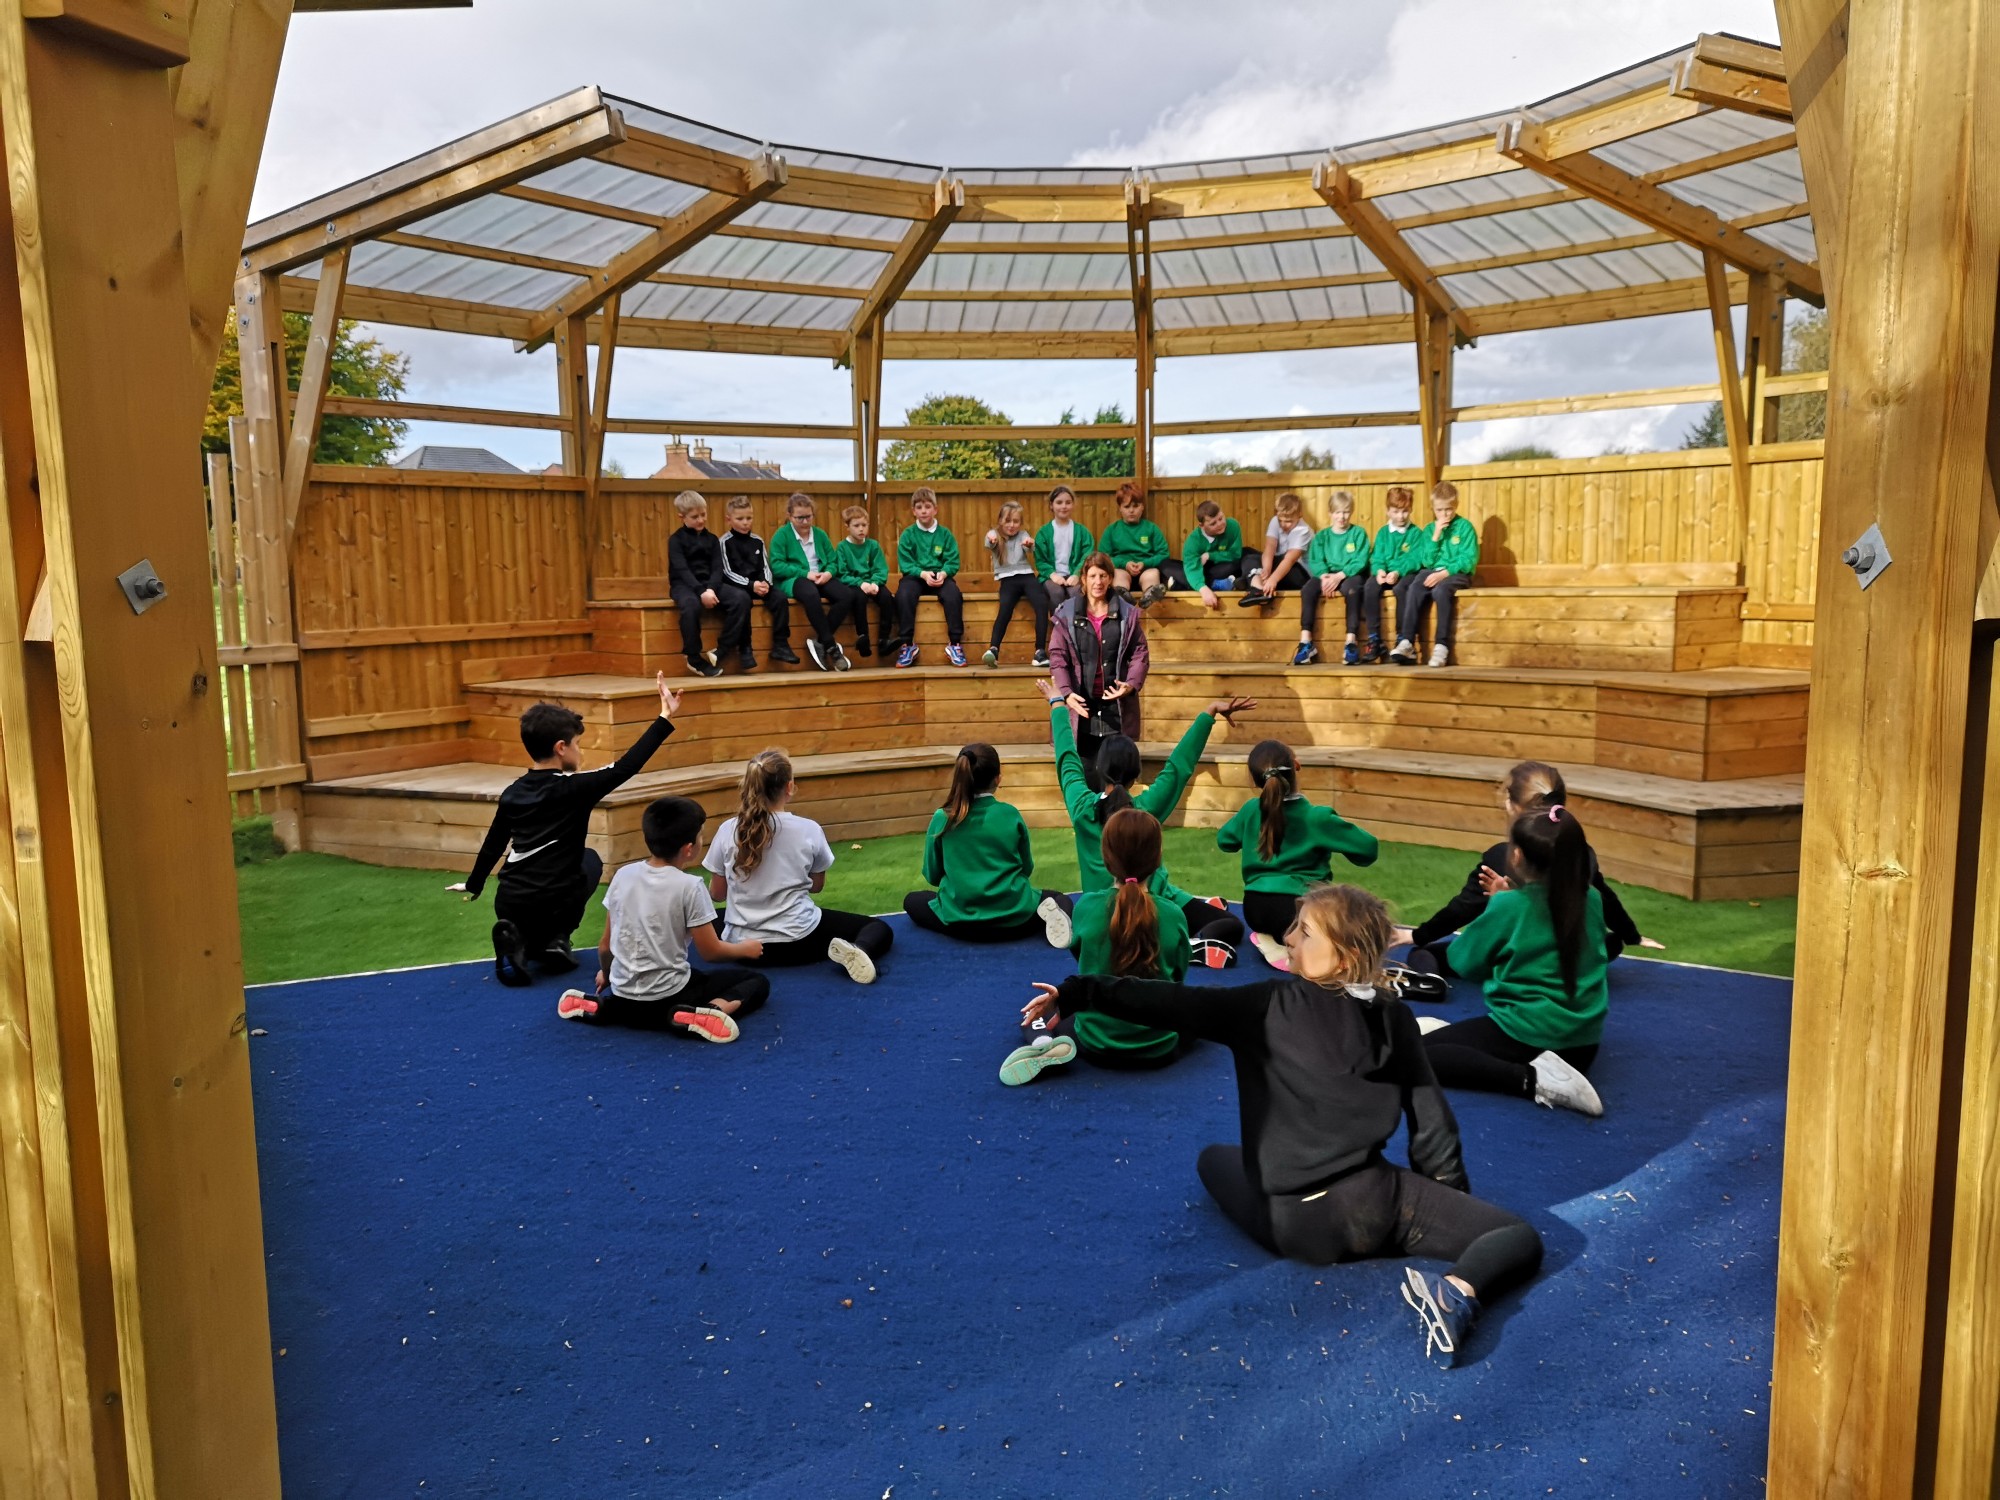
<box><xmin>1045</xmin><ymin>404</ymin><xmax>1135</xmax><ymax>479</ymax></box>
<box><xmin>880</xmin><ymin>393</ymin><xmax>1012</xmax><ymax>481</ymax></box>
<box><xmin>1681</xmin><ymin>401</ymin><xmax>1728</xmax><ymax>449</ymax></box>
<box><xmin>1684</xmin><ymin>304</ymin><xmax>1829</xmax><ymax>450</ymax></box>
<box><xmin>1273</xmin><ymin>442</ymin><xmax>1339</xmax><ymax>471</ymax></box>
<box><xmin>207</xmin><ymin>309</ymin><xmax>411</xmax><ymax>465</ymax></box>
<box><xmin>1486</xmin><ymin>443</ymin><xmax>1558</xmax><ymax>462</ymax></box>
<box><xmin>1200</xmin><ymin>457</ymin><xmax>1270</xmax><ymax>475</ymax></box>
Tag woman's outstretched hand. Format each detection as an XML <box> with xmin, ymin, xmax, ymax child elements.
<box><xmin>1207</xmin><ymin>696</ymin><xmax>1256</xmax><ymax>722</ymax></box>
<box><xmin>1022</xmin><ymin>982</ymin><xmax>1062</xmax><ymax>1028</ymax></box>
<box><xmin>1102</xmin><ymin>680</ymin><xmax>1133</xmax><ymax>701</ymax></box>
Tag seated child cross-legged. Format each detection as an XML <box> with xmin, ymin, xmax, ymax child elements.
<box><xmin>902</xmin><ymin>743</ymin><xmax>1073</xmax><ymax>945</ymax></box>
<box><xmin>830</xmin><ymin>504</ymin><xmax>895</xmax><ymax>660</ymax></box>
<box><xmin>704</xmin><ymin>749</ymin><xmax>895</xmax><ymax>983</ymax></box>
<box><xmin>1241</xmin><ymin>491</ymin><xmax>1315</xmax><ymax>609</ymax></box>
<box><xmin>998</xmin><ymin>807</ymin><xmax>1190</xmax><ymax>1085</ymax></box>
<box><xmin>1421</xmin><ymin>806</ymin><xmax>1609</xmax><ymax>1117</ymax></box>
<box><xmin>1220</xmin><ymin>738</ymin><xmax>1380</xmax><ymax>969</ymax></box>
<box><xmin>1020</xmin><ymin>883</ymin><xmax>1545</xmax><ymax>1368</ymax></box>
<box><xmin>894</xmin><ymin>485</ymin><xmax>967</xmax><ymax>667</ymax></box>
<box><xmin>556</xmin><ymin>795</ymin><xmax>770</xmax><ymax>1041</ymax></box>
<box><xmin>1035</xmin><ymin>484</ymin><xmax>1094</xmax><ymax>612</ymax></box>
<box><xmin>1294</xmin><ymin>489</ymin><xmax>1372</xmax><ymax>666</ymax></box>
<box><xmin>1179</xmin><ymin>499</ymin><xmax>1245</xmax><ymax>607</ymax></box>
<box><xmin>450</xmin><ymin>672</ymin><xmax>683</xmax><ymax>985</ymax></box>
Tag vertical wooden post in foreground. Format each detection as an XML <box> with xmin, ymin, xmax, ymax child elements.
<box><xmin>851</xmin><ymin>314</ymin><xmax>881</xmax><ymax>507</ymax></box>
<box><xmin>1743</xmin><ymin>270</ymin><xmax>1786</xmax><ymax>444</ymax></box>
<box><xmin>0</xmin><ymin>3</ymin><xmax>282</xmax><ymax>1495</ymax></box>
<box><xmin>1702</xmin><ymin>249</ymin><xmax>1752</xmax><ymax>550</ymax></box>
<box><xmin>1414</xmin><ymin>300</ymin><xmax>1453</xmax><ymax>491</ymax></box>
<box><xmin>1767</xmin><ymin>3</ymin><xmax>2000</xmax><ymax>1498</ymax></box>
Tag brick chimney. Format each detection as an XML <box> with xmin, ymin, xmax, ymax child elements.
<box><xmin>691</xmin><ymin>441</ymin><xmax>713</xmax><ymax>462</ymax></box>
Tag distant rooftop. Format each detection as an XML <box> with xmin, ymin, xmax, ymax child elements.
<box><xmin>392</xmin><ymin>445</ymin><xmax>524</xmax><ymax>474</ymax></box>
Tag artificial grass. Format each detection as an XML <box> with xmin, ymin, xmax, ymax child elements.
<box><xmin>235</xmin><ymin>820</ymin><xmax>1796</xmax><ymax>986</ymax></box>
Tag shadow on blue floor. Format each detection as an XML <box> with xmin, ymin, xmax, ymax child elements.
<box><xmin>249</xmin><ymin>919</ymin><xmax>1786</xmax><ymax>1499</ymax></box>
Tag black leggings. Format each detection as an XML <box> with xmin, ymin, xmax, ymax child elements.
<box><xmin>670</xmin><ymin>583</ymin><xmax>750</xmax><ymax>659</ymax></box>
<box><xmin>1302</xmin><ymin>574</ymin><xmax>1367</xmax><ymax>636</ymax></box>
<box><xmin>590</xmin><ymin>966</ymin><xmax>771</xmax><ymax>1027</ymax></box>
<box><xmin>1424</xmin><ymin>1014</ymin><xmax>1598</xmax><ymax>1099</ymax></box>
<box><xmin>842</xmin><ymin>589</ymin><xmax>898</xmax><ymax>650</ymax></box>
<box><xmin>1410</xmin><ymin>572</ymin><xmax>1473</xmax><ymax>647</ymax></box>
<box><xmin>1179</xmin><ymin>895</ymin><xmax>1245</xmax><ymax>963</ymax></box>
<box><xmin>1242</xmin><ymin>889</ymin><xmax>1301</xmax><ymax>940</ymax></box>
<box><xmin>791</xmin><ymin>577</ymin><xmax>856</xmax><ymax>645</ymax></box>
<box><xmin>494</xmin><ymin>849</ymin><xmax>603</xmax><ymax>953</ymax></box>
<box><xmin>895</xmin><ymin>575</ymin><xmax>965</xmax><ymax>643</ymax></box>
<box><xmin>903</xmin><ymin>888</ymin><xmax>1070</xmax><ymax>941</ymax></box>
<box><xmin>989</xmin><ymin>575</ymin><xmax>1051</xmax><ymax>651</ymax></box>
<box><xmin>744</xmin><ymin>906</ymin><xmax>895</xmax><ymax>967</ymax></box>
<box><xmin>1369</xmin><ymin>573</ymin><xmax>1426</xmax><ymax>642</ymax></box>
<box><xmin>1197</xmin><ymin>1148</ymin><xmax>1543</xmax><ymax>1298</ymax></box>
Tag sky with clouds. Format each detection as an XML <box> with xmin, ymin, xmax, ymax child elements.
<box><xmin>258</xmin><ymin>0</ymin><xmax>1788</xmax><ymax>478</ymax></box>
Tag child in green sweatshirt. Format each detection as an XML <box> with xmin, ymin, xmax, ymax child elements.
<box><xmin>1295</xmin><ymin>490</ymin><xmax>1374</xmax><ymax>666</ymax></box>
<box><xmin>902</xmin><ymin>742</ymin><xmax>1073</xmax><ymax>945</ymax></box>
<box><xmin>830</xmin><ymin>504</ymin><xmax>894</xmax><ymax>658</ymax></box>
<box><xmin>999</xmin><ymin>807</ymin><xmax>1190</xmax><ymax>1085</ymax></box>
<box><xmin>894</xmin><ymin>486</ymin><xmax>966</xmax><ymax>667</ymax></box>
<box><xmin>1179</xmin><ymin>499</ymin><xmax>1245</xmax><ymax>607</ymax></box>
<box><xmin>1363</xmin><ymin>485</ymin><xmax>1426</xmax><ymax>663</ymax></box>
<box><xmin>1097</xmin><ymin>482</ymin><xmax>1171</xmax><ymax>608</ymax></box>
<box><xmin>1392</xmin><ymin>481</ymin><xmax>1480</xmax><ymax>669</ymax></box>
<box><xmin>1420</xmin><ymin>804</ymin><xmax>1608</xmax><ymax>1117</ymax></box>
<box><xmin>1218</xmin><ymin>738</ymin><xmax>1379</xmax><ymax>968</ymax></box>
<box><xmin>1034</xmin><ymin>483</ymin><xmax>1093</xmax><ymax>610</ymax></box>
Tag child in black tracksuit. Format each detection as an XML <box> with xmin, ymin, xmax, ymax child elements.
<box><xmin>718</xmin><ymin>495</ymin><xmax>800</xmax><ymax>671</ymax></box>
<box><xmin>667</xmin><ymin>490</ymin><xmax>744</xmax><ymax>678</ymax></box>
<box><xmin>453</xmin><ymin>673</ymin><xmax>684</xmax><ymax>986</ymax></box>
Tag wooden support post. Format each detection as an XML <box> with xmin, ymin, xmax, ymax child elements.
<box><xmin>1702</xmin><ymin>249</ymin><xmax>1752</xmax><ymax>554</ymax></box>
<box><xmin>583</xmin><ymin>291</ymin><xmax>619</xmax><ymax>592</ymax></box>
<box><xmin>853</xmin><ymin>314</ymin><xmax>882</xmax><ymax>508</ymax></box>
<box><xmin>554</xmin><ymin>314</ymin><xmax>587</xmax><ymax>475</ymax></box>
<box><xmin>1127</xmin><ymin>186</ymin><xmax>1153</xmax><ymax>491</ymax></box>
<box><xmin>0</xmin><ymin>9</ymin><xmax>282</xmax><ymax>1494</ymax></box>
<box><xmin>1774</xmin><ymin>0</ymin><xmax>1847</xmax><ymax>291</ymax></box>
<box><xmin>1744</xmin><ymin>269</ymin><xmax>1786</xmax><ymax>444</ymax></box>
<box><xmin>1414</xmin><ymin>300</ymin><xmax>1454</xmax><ymax>491</ymax></box>
<box><xmin>1767</xmin><ymin>5</ymin><xmax>2000</xmax><ymax>1499</ymax></box>
<box><xmin>280</xmin><ymin>244</ymin><xmax>347</xmax><ymax>529</ymax></box>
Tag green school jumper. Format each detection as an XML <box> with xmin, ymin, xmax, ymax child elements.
<box><xmin>831</xmin><ymin>535</ymin><xmax>889</xmax><ymax>587</ymax></box>
<box><xmin>1181</xmin><ymin>517</ymin><xmax>1245</xmax><ymax>575</ymax></box>
<box><xmin>768</xmin><ymin>524</ymin><xmax>835</xmax><ymax>598</ymax></box>
<box><xmin>919</xmin><ymin>793</ymin><xmax>1040</xmax><ymax>925</ymax></box>
<box><xmin>897</xmin><ymin>522</ymin><xmax>961</xmax><ymax>578</ymax></box>
<box><xmin>1370</xmin><ymin>522</ymin><xmax>1426</xmax><ymax>577</ymax></box>
<box><xmin>1051</xmin><ymin>703</ymin><xmax>1214</xmax><ymax>904</ymax></box>
<box><xmin>1423</xmin><ymin>514</ymin><xmax>1480</xmax><ymax>576</ymax></box>
<box><xmin>1217</xmin><ymin>793</ymin><xmax>1380</xmax><ymax>893</ymax></box>
<box><xmin>1034</xmin><ymin>519</ymin><xmax>1094</xmax><ymax>581</ymax></box>
<box><xmin>1098</xmin><ymin>518</ymin><xmax>1170</xmax><ymax>571</ymax></box>
<box><xmin>1067</xmin><ymin>886</ymin><xmax>1191</xmax><ymax>1060</ymax></box>
<box><xmin>1448</xmin><ymin>884</ymin><xmax>1609</xmax><ymax>1051</ymax></box>
<box><xmin>1305</xmin><ymin>523</ymin><xmax>1372</xmax><ymax>578</ymax></box>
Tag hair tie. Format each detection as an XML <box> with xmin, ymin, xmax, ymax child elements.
<box><xmin>1121</xmin><ymin>876</ymin><xmax>1140</xmax><ymax>884</ymax></box>
<box><xmin>1547</xmin><ymin>804</ymin><xmax>1565</xmax><ymax>821</ymax></box>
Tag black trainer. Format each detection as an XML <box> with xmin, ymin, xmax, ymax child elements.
<box><xmin>769</xmin><ymin>643</ymin><xmax>801</xmax><ymax>665</ymax></box>
<box><xmin>492</xmin><ymin>920</ymin><xmax>533</xmax><ymax>987</ymax></box>
<box><xmin>538</xmin><ymin>936</ymin><xmax>579</xmax><ymax>973</ymax></box>
<box><xmin>687</xmin><ymin>654</ymin><xmax>722</xmax><ymax>679</ymax></box>
<box><xmin>738</xmin><ymin>649</ymin><xmax>758</xmax><ymax>672</ymax></box>
<box><xmin>1384</xmin><ymin>963</ymin><xmax>1450</xmax><ymax>1004</ymax></box>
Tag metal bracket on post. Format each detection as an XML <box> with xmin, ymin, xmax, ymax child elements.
<box><xmin>1842</xmin><ymin>524</ymin><xmax>1892</xmax><ymax>590</ymax></box>
<box><xmin>117</xmin><ymin>558</ymin><xmax>167</xmax><ymax>614</ymax></box>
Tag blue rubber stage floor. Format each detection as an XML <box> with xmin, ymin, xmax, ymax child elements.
<box><xmin>249</xmin><ymin>920</ymin><xmax>1787</xmax><ymax>1499</ymax></box>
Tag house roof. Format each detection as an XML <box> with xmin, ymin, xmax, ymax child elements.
<box><xmin>391</xmin><ymin>445</ymin><xmax>524</xmax><ymax>473</ymax></box>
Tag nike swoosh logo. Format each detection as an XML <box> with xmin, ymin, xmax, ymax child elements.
<box><xmin>506</xmin><ymin>839</ymin><xmax>558</xmax><ymax>862</ymax></box>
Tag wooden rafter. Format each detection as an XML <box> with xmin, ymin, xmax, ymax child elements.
<box><xmin>1314</xmin><ymin>158</ymin><xmax>1476</xmax><ymax>344</ymax></box>
<box><xmin>242</xmin><ymin>95</ymin><xmax>628</xmax><ymax>275</ymax></box>
<box><xmin>280</xmin><ymin>246</ymin><xmax>349</xmax><ymax>529</ymax></box>
<box><xmin>526</xmin><ymin>151</ymin><xmax>787</xmax><ymax>344</ymax></box>
<box><xmin>1517</xmin><ymin>79</ymin><xmax>1706</xmax><ymax>162</ymax></box>
<box><xmin>1496</xmin><ymin>119</ymin><xmax>1823</xmax><ymax>304</ymax></box>
<box><xmin>1673</xmin><ymin>55</ymin><xmax>1793</xmax><ymax>121</ymax></box>
<box><xmin>1128</xmin><ymin>180</ymin><xmax>1154</xmax><ymax>491</ymax></box>
<box><xmin>1701</xmin><ymin>248</ymin><xmax>1751</xmax><ymax>539</ymax></box>
<box><xmin>846</xmin><ymin>176</ymin><xmax>963</xmax><ymax>348</ymax></box>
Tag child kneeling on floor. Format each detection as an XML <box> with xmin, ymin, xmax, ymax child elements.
<box><xmin>1018</xmin><ymin>883</ymin><xmax>1544</xmax><ymax>1368</ymax></box>
<box><xmin>557</xmin><ymin>795</ymin><xmax>769</xmax><ymax>1041</ymax></box>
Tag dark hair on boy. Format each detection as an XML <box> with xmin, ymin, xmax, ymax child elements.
<box><xmin>1505</xmin><ymin>760</ymin><xmax>1566</xmax><ymax>812</ymax></box>
<box><xmin>1092</xmin><ymin>735</ymin><xmax>1142</xmax><ymax>814</ymax></box>
<box><xmin>642</xmin><ymin>796</ymin><xmax>707</xmax><ymax>861</ymax></box>
<box><xmin>1194</xmin><ymin>499</ymin><xmax>1222</xmax><ymax>521</ymax></box>
<box><xmin>1101</xmin><ymin>807</ymin><xmax>1164</xmax><ymax>978</ymax></box>
<box><xmin>1509</xmin><ymin>805</ymin><xmax>1592</xmax><ymax>998</ymax></box>
<box><xmin>519</xmin><ymin>702</ymin><xmax>586</xmax><ymax>760</ymax></box>
<box><xmin>944</xmin><ymin>742</ymin><xmax>1001</xmax><ymax>827</ymax></box>
<box><xmin>1248</xmin><ymin>738</ymin><xmax>1299</xmax><ymax>858</ymax></box>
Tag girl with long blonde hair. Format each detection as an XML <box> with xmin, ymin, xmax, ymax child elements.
<box><xmin>1020</xmin><ymin>883</ymin><xmax>1545</xmax><ymax>1370</ymax></box>
<box><xmin>701</xmin><ymin>748</ymin><xmax>894</xmax><ymax>983</ymax></box>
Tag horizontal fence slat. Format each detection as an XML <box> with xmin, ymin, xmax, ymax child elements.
<box><xmin>298</xmin><ymin>619</ymin><xmax>594</xmax><ymax>650</ymax></box>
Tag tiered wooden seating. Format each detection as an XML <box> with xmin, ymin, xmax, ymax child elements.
<box><xmin>590</xmin><ymin>584</ymin><xmax>1747</xmax><ymax>676</ymax></box>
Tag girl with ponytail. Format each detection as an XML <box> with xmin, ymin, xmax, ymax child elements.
<box><xmin>903</xmin><ymin>743</ymin><xmax>1073</xmax><ymax>946</ymax></box>
<box><xmin>998</xmin><ymin>808</ymin><xmax>1191</xmax><ymax>1085</ymax></box>
<box><xmin>702</xmin><ymin>748</ymin><xmax>895</xmax><ymax>984</ymax></box>
<box><xmin>1019</xmin><ymin>882</ymin><xmax>1545</xmax><ymax>1369</ymax></box>
<box><xmin>1037</xmin><ymin>678</ymin><xmax>1255</xmax><ymax>969</ymax></box>
<box><xmin>1219</xmin><ymin>740</ymin><xmax>1380</xmax><ymax>968</ymax></box>
<box><xmin>1421</xmin><ymin>805</ymin><xmax>1610</xmax><ymax>1116</ymax></box>
<box><xmin>1399</xmin><ymin>761</ymin><xmax>1655</xmax><ymax>976</ymax></box>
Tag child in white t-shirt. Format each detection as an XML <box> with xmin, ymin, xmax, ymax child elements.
<box><xmin>1242</xmin><ymin>491</ymin><xmax>1316</xmax><ymax>607</ymax></box>
<box><xmin>703</xmin><ymin>749</ymin><xmax>896</xmax><ymax>983</ymax></box>
<box><xmin>556</xmin><ymin>796</ymin><xmax>768</xmax><ymax>1042</ymax></box>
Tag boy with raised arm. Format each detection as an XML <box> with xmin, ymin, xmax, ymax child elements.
<box><xmin>450</xmin><ymin>672</ymin><xmax>683</xmax><ymax>987</ymax></box>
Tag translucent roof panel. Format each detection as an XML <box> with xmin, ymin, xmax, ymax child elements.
<box><xmin>910</xmin><ymin>253</ymin><xmax>1131</xmax><ymax>297</ymax></box>
<box><xmin>340</xmin><ymin>242</ymin><xmax>582</xmax><ymax>309</ymax></box>
<box><xmin>1374</xmin><ymin>165</ymin><xmax>1574</xmax><ymax>228</ymax></box>
<box><xmin>1442</xmin><ymin>242</ymin><xmax>1704</xmax><ymax>307</ymax></box>
<box><xmin>1147</xmin><ymin>205</ymin><xmax>1350</xmax><ymax>244</ymax></box>
<box><xmin>938</xmin><ymin>221</ymin><xmax>1129</xmax><ymax>249</ymax></box>
<box><xmin>622</xmin><ymin>282</ymin><xmax>858</xmax><ymax>330</ymax></box>
<box><xmin>1404</xmin><ymin>198</ymin><xmax>1654</xmax><ymax>267</ymax></box>
<box><xmin>1594</xmin><ymin>111</ymin><xmax>1792</xmax><ymax>178</ymax></box>
<box><xmin>1153</xmin><ymin>235</ymin><xmax>1386</xmax><ymax>291</ymax></box>
<box><xmin>663</xmin><ymin>235</ymin><xmax>889</xmax><ymax>290</ymax></box>
<box><xmin>887</xmin><ymin>300</ymin><xmax>1137</xmax><ymax>335</ymax></box>
<box><xmin>1750</xmin><ymin>215</ymin><xmax>1817</xmax><ymax>262</ymax></box>
<box><xmin>731</xmin><ymin>200</ymin><xmax>910</xmax><ymax>245</ymax></box>
<box><xmin>1155</xmin><ymin>280</ymin><xmax>1410</xmax><ymax>330</ymax></box>
<box><xmin>1668</xmin><ymin>157</ymin><xmax>1809</xmax><ymax>221</ymax></box>
<box><xmin>528</xmin><ymin>158</ymin><xmax>716</xmax><ymax>219</ymax></box>
<box><xmin>408</xmin><ymin>194</ymin><xmax>658</xmax><ymax>266</ymax></box>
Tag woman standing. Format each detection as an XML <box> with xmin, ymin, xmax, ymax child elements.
<box><xmin>1047</xmin><ymin>550</ymin><xmax>1149</xmax><ymax>765</ymax></box>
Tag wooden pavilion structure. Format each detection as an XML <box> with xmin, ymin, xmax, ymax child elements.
<box><xmin>0</xmin><ymin>3</ymin><xmax>1996</xmax><ymax>1497</ymax></box>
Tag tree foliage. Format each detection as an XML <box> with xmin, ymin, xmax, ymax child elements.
<box><xmin>1272</xmin><ymin>442</ymin><xmax>1339</xmax><ymax>472</ymax></box>
<box><xmin>879</xmin><ymin>394</ymin><xmax>1134</xmax><ymax>481</ymax></box>
<box><xmin>1201</xmin><ymin>457</ymin><xmax>1269</xmax><ymax>475</ymax></box>
<box><xmin>1683</xmin><ymin>304</ymin><xmax>1830</xmax><ymax>450</ymax></box>
<box><xmin>1486</xmin><ymin>443</ymin><xmax>1558</xmax><ymax>462</ymax></box>
<box><xmin>207</xmin><ymin>309</ymin><xmax>411</xmax><ymax>465</ymax></box>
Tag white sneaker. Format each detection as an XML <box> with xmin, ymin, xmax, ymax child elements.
<box><xmin>1530</xmin><ymin>1051</ymin><xmax>1603</xmax><ymax>1116</ymax></box>
<box><xmin>827</xmin><ymin>937</ymin><xmax>877</xmax><ymax>984</ymax></box>
<box><xmin>1427</xmin><ymin>643</ymin><xmax>1451</xmax><ymax>668</ymax></box>
<box><xmin>1037</xmin><ymin>895</ymin><xmax>1072</xmax><ymax>949</ymax></box>
<box><xmin>1250</xmin><ymin>932</ymin><xmax>1291</xmax><ymax>971</ymax></box>
<box><xmin>1416</xmin><ymin>1014</ymin><xmax>1451</xmax><ymax>1035</ymax></box>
